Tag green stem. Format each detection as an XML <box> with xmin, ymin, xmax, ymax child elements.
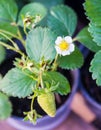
<box><xmin>31</xmin><ymin>94</ymin><xmax>36</xmax><ymax>111</ymax></box>
<box><xmin>0</xmin><ymin>29</ymin><xmax>26</xmax><ymax>47</ymax></box>
<box><xmin>0</xmin><ymin>41</ymin><xmax>24</xmax><ymax>56</ymax></box>
<box><xmin>22</xmin><ymin>70</ymin><xmax>38</xmax><ymax>81</ymax></box>
<box><xmin>39</xmin><ymin>63</ymin><xmax>46</xmax><ymax>88</ymax></box>
<box><xmin>52</xmin><ymin>53</ymin><xmax>58</xmax><ymax>71</ymax></box>
<box><xmin>37</xmin><ymin>71</ymin><xmax>43</xmax><ymax>89</ymax></box>
<box><xmin>0</xmin><ymin>29</ymin><xmax>19</xmax><ymax>39</ymax></box>
<box><xmin>0</xmin><ymin>32</ymin><xmax>19</xmax><ymax>50</ymax></box>
<box><xmin>40</xmin><ymin>73</ymin><xmax>44</xmax><ymax>88</ymax></box>
<box><xmin>17</xmin><ymin>27</ymin><xmax>26</xmax><ymax>47</ymax></box>
<box><xmin>73</xmin><ymin>37</ymin><xmax>78</xmax><ymax>42</ymax></box>
<box><xmin>24</xmin><ymin>26</ymin><xmax>28</xmax><ymax>36</ymax></box>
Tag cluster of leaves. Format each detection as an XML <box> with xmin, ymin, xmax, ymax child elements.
<box><xmin>0</xmin><ymin>0</ymin><xmax>83</xmax><ymax>122</ymax></box>
<box><xmin>0</xmin><ymin>0</ymin><xmax>47</xmax><ymax>120</ymax></box>
<box><xmin>76</xmin><ymin>0</ymin><xmax>101</xmax><ymax>86</ymax></box>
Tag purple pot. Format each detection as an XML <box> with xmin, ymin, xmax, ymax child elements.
<box><xmin>7</xmin><ymin>70</ymin><xmax>79</xmax><ymax>130</ymax></box>
<box><xmin>80</xmin><ymin>80</ymin><xmax>101</xmax><ymax>116</ymax></box>
<box><xmin>80</xmin><ymin>48</ymin><xmax>101</xmax><ymax>116</ymax></box>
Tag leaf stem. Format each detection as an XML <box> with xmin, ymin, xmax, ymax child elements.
<box><xmin>31</xmin><ymin>94</ymin><xmax>36</xmax><ymax>111</ymax></box>
<box><xmin>0</xmin><ymin>29</ymin><xmax>19</xmax><ymax>39</ymax></box>
<box><xmin>0</xmin><ymin>32</ymin><xmax>19</xmax><ymax>50</ymax></box>
<box><xmin>40</xmin><ymin>73</ymin><xmax>44</xmax><ymax>88</ymax></box>
<box><xmin>17</xmin><ymin>27</ymin><xmax>26</xmax><ymax>47</ymax></box>
<box><xmin>73</xmin><ymin>37</ymin><xmax>78</xmax><ymax>42</ymax></box>
<box><xmin>0</xmin><ymin>29</ymin><xmax>26</xmax><ymax>48</ymax></box>
<box><xmin>0</xmin><ymin>41</ymin><xmax>24</xmax><ymax>56</ymax></box>
<box><xmin>24</xmin><ymin>26</ymin><xmax>28</xmax><ymax>36</ymax></box>
<box><xmin>22</xmin><ymin>70</ymin><xmax>38</xmax><ymax>81</ymax></box>
<box><xmin>52</xmin><ymin>53</ymin><xmax>58</xmax><ymax>71</ymax></box>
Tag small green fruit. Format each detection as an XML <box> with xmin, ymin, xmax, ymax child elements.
<box><xmin>37</xmin><ymin>92</ymin><xmax>56</xmax><ymax>117</ymax></box>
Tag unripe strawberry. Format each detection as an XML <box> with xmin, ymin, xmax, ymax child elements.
<box><xmin>37</xmin><ymin>92</ymin><xmax>56</xmax><ymax>117</ymax></box>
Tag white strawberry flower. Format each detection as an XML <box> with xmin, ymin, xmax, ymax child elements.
<box><xmin>55</xmin><ymin>36</ymin><xmax>75</xmax><ymax>56</ymax></box>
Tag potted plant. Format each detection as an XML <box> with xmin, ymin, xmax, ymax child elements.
<box><xmin>74</xmin><ymin>0</ymin><xmax>101</xmax><ymax>116</ymax></box>
<box><xmin>0</xmin><ymin>0</ymin><xmax>83</xmax><ymax>129</ymax></box>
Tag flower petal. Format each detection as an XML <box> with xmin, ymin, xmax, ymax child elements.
<box><xmin>64</xmin><ymin>36</ymin><xmax>72</xmax><ymax>43</ymax></box>
<box><xmin>61</xmin><ymin>50</ymin><xmax>70</xmax><ymax>56</ymax></box>
<box><xmin>55</xmin><ymin>46</ymin><xmax>62</xmax><ymax>55</ymax></box>
<box><xmin>69</xmin><ymin>44</ymin><xmax>75</xmax><ymax>52</ymax></box>
<box><xmin>55</xmin><ymin>36</ymin><xmax>63</xmax><ymax>45</ymax></box>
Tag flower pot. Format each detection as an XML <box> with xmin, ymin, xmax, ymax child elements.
<box><xmin>7</xmin><ymin>69</ymin><xmax>79</xmax><ymax>130</ymax></box>
<box><xmin>80</xmin><ymin>52</ymin><xmax>101</xmax><ymax>116</ymax></box>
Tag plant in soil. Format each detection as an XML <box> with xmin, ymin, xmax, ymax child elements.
<box><xmin>0</xmin><ymin>0</ymin><xmax>84</xmax><ymax>123</ymax></box>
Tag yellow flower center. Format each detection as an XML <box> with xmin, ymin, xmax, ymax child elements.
<box><xmin>58</xmin><ymin>40</ymin><xmax>69</xmax><ymax>51</ymax></box>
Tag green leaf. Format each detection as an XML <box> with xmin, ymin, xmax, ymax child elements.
<box><xmin>90</xmin><ymin>50</ymin><xmax>101</xmax><ymax>86</ymax></box>
<box><xmin>0</xmin><ymin>45</ymin><xmax>6</xmax><ymax>64</ymax></box>
<box><xmin>84</xmin><ymin>0</ymin><xmax>101</xmax><ymax>46</ymax></box>
<box><xmin>57</xmin><ymin>47</ymin><xmax>83</xmax><ymax>70</ymax></box>
<box><xmin>0</xmin><ymin>92</ymin><xmax>12</xmax><ymax>120</ymax></box>
<box><xmin>84</xmin><ymin>0</ymin><xmax>101</xmax><ymax>25</ymax></box>
<box><xmin>29</xmin><ymin>0</ymin><xmax>64</xmax><ymax>10</ymax></box>
<box><xmin>43</xmin><ymin>71</ymin><xmax>70</xmax><ymax>95</ymax></box>
<box><xmin>0</xmin><ymin>22</ymin><xmax>18</xmax><ymax>39</ymax></box>
<box><xmin>0</xmin><ymin>0</ymin><xmax>18</xmax><ymax>37</ymax></box>
<box><xmin>26</xmin><ymin>27</ymin><xmax>57</xmax><ymax>62</ymax></box>
<box><xmin>76</xmin><ymin>27</ymin><xmax>101</xmax><ymax>52</ymax></box>
<box><xmin>0</xmin><ymin>68</ymin><xmax>36</xmax><ymax>98</ymax></box>
<box><xmin>47</xmin><ymin>5</ymin><xmax>77</xmax><ymax>36</ymax></box>
<box><xmin>88</xmin><ymin>23</ymin><xmax>101</xmax><ymax>46</ymax></box>
<box><xmin>18</xmin><ymin>3</ymin><xmax>47</xmax><ymax>27</ymax></box>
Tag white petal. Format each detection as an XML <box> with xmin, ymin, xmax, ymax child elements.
<box><xmin>55</xmin><ymin>36</ymin><xmax>63</xmax><ymax>45</ymax></box>
<box><xmin>64</xmin><ymin>36</ymin><xmax>72</xmax><ymax>43</ymax></box>
<box><xmin>61</xmin><ymin>50</ymin><xmax>70</xmax><ymax>56</ymax></box>
<box><xmin>55</xmin><ymin>46</ymin><xmax>62</xmax><ymax>55</ymax></box>
<box><xmin>69</xmin><ymin>44</ymin><xmax>75</xmax><ymax>52</ymax></box>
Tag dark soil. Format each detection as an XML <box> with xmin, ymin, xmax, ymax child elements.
<box><xmin>0</xmin><ymin>53</ymin><xmax>73</xmax><ymax>117</ymax></box>
<box><xmin>81</xmin><ymin>52</ymin><xmax>101</xmax><ymax>104</ymax></box>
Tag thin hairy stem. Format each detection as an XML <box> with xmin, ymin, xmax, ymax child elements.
<box><xmin>0</xmin><ymin>41</ymin><xmax>24</xmax><ymax>56</ymax></box>
<box><xmin>0</xmin><ymin>32</ymin><xmax>19</xmax><ymax>50</ymax></box>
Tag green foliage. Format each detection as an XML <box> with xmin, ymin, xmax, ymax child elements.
<box><xmin>84</xmin><ymin>0</ymin><xmax>101</xmax><ymax>46</ymax></box>
<box><xmin>83</xmin><ymin>0</ymin><xmax>101</xmax><ymax>86</ymax></box>
<box><xmin>29</xmin><ymin>0</ymin><xmax>64</xmax><ymax>10</ymax></box>
<box><xmin>43</xmin><ymin>71</ymin><xmax>70</xmax><ymax>95</ymax></box>
<box><xmin>90</xmin><ymin>51</ymin><xmax>101</xmax><ymax>86</ymax></box>
<box><xmin>76</xmin><ymin>27</ymin><xmax>101</xmax><ymax>52</ymax></box>
<box><xmin>0</xmin><ymin>0</ymin><xmax>83</xmax><ymax>122</ymax></box>
<box><xmin>0</xmin><ymin>92</ymin><xmax>12</xmax><ymax>120</ymax></box>
<box><xmin>84</xmin><ymin>0</ymin><xmax>101</xmax><ymax>25</ymax></box>
<box><xmin>26</xmin><ymin>27</ymin><xmax>57</xmax><ymax>62</ymax></box>
<box><xmin>0</xmin><ymin>68</ymin><xmax>36</xmax><ymax>98</ymax></box>
<box><xmin>88</xmin><ymin>23</ymin><xmax>101</xmax><ymax>46</ymax></box>
<box><xmin>0</xmin><ymin>45</ymin><xmax>6</xmax><ymax>64</ymax></box>
<box><xmin>0</xmin><ymin>0</ymin><xmax>18</xmax><ymax>22</ymax></box>
<box><xmin>47</xmin><ymin>5</ymin><xmax>77</xmax><ymax>36</ymax></box>
<box><xmin>57</xmin><ymin>47</ymin><xmax>83</xmax><ymax>70</ymax></box>
<box><xmin>0</xmin><ymin>0</ymin><xmax>18</xmax><ymax>37</ymax></box>
<box><xmin>18</xmin><ymin>3</ymin><xmax>47</xmax><ymax>27</ymax></box>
